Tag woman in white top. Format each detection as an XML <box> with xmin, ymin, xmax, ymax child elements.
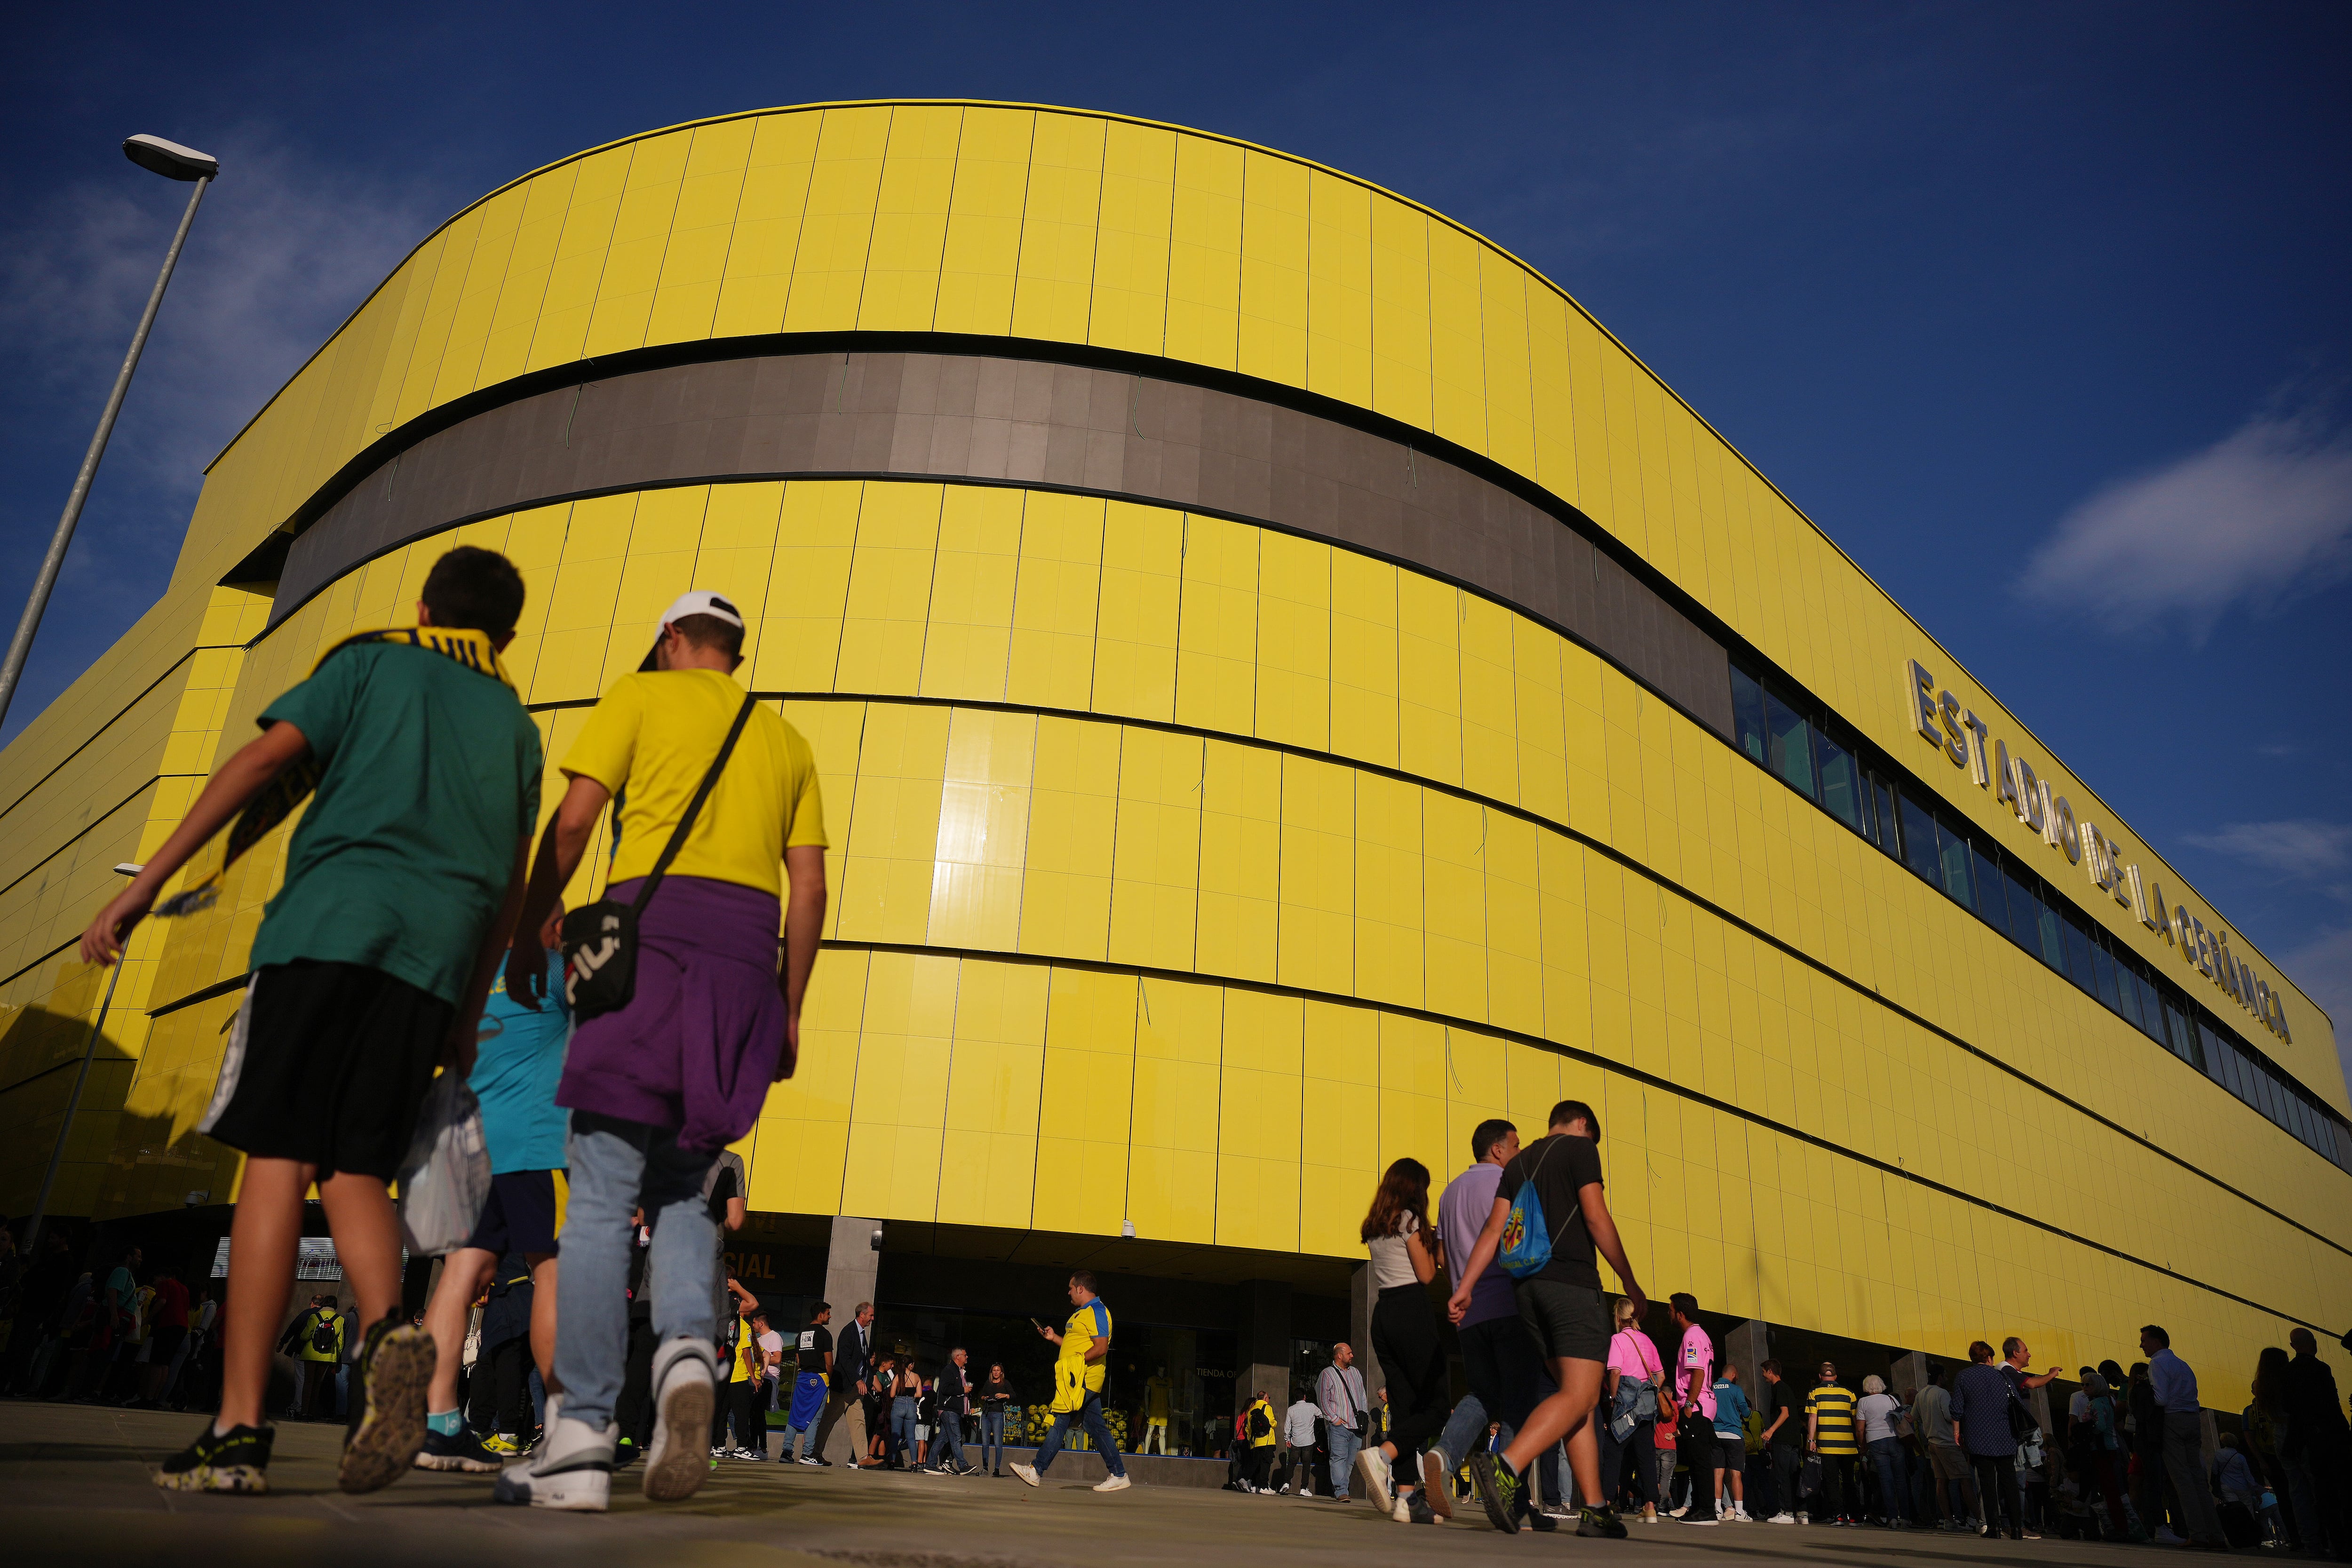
<box><xmin>1854</xmin><ymin>1374</ymin><xmax>1909</xmax><ymax>1527</ymax></box>
<box><xmin>1358</xmin><ymin>1158</ymin><xmax>1447</xmax><ymax>1526</ymax></box>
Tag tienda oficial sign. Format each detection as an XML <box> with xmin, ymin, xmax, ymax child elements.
<box><xmin>1904</xmin><ymin>660</ymin><xmax>2289</xmax><ymax>1043</ymax></box>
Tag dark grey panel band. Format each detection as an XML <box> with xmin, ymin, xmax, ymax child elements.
<box><xmin>277</xmin><ymin>351</ymin><xmax>1732</xmax><ymax>735</ymax></box>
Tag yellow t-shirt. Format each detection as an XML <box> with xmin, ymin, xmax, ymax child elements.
<box><xmin>561</xmin><ymin>669</ymin><xmax>826</xmax><ymax>896</ymax></box>
<box><xmin>1051</xmin><ymin>1297</ymin><xmax>1112</xmax><ymax>1411</ymax></box>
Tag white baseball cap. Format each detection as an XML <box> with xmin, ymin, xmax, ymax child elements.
<box><xmin>657</xmin><ymin>589</ymin><xmax>744</xmax><ymax>631</ymax></box>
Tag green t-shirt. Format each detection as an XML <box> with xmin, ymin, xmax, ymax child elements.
<box><xmin>249</xmin><ymin>643</ymin><xmax>541</xmax><ymax>1006</ymax></box>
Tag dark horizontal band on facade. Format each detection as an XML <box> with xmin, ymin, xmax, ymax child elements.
<box><xmin>500</xmin><ymin>685</ymin><xmax>2351</xmax><ymax>1267</ymax></box>
<box><xmin>254</xmin><ymin>342</ymin><xmax>1734</xmax><ymax>740</ymax></box>
<box><xmin>820</xmin><ymin>935</ymin><xmax>2334</xmax><ymax>1337</ymax></box>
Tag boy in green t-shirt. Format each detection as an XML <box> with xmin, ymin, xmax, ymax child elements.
<box><xmin>82</xmin><ymin>547</ymin><xmax>543</xmax><ymax>1498</ymax></box>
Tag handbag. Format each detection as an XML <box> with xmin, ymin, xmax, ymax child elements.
<box><xmin>561</xmin><ymin>692</ymin><xmax>757</xmax><ymax>1020</ymax></box>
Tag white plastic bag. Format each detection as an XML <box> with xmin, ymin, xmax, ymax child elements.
<box><xmin>396</xmin><ymin>1069</ymin><xmax>491</xmax><ymax>1256</ymax></box>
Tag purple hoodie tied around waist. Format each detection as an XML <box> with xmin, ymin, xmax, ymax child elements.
<box><xmin>555</xmin><ymin>874</ymin><xmax>784</xmax><ymax>1152</ymax></box>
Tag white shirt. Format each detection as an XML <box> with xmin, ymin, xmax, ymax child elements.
<box><xmin>1367</xmin><ymin>1213</ymin><xmax>1422</xmax><ymax>1289</ymax></box>
<box><xmin>1285</xmin><ymin>1398</ymin><xmax>1321</xmax><ymax>1445</ymax></box>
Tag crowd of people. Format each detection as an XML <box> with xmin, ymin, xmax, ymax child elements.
<box><xmin>0</xmin><ymin>542</ymin><xmax>2343</xmax><ymax>1555</ymax></box>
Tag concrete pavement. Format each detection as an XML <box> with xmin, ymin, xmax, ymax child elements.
<box><xmin>0</xmin><ymin>1401</ymin><xmax>2248</xmax><ymax>1568</ymax></box>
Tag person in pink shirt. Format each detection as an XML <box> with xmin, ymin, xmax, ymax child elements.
<box><xmin>1602</xmin><ymin>1299</ymin><xmax>1666</xmax><ymax>1520</ymax></box>
<box><xmin>1669</xmin><ymin>1294</ymin><xmax>1719</xmax><ymax>1525</ymax></box>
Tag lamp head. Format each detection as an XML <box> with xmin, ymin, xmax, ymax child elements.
<box><xmin>123</xmin><ymin>135</ymin><xmax>219</xmax><ymax>182</ymax></box>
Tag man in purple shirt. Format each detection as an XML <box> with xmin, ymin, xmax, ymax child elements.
<box><xmin>1428</xmin><ymin>1119</ymin><xmax>1555</xmax><ymax>1526</ymax></box>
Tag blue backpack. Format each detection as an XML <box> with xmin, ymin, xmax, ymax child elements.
<box><xmin>1496</xmin><ymin>1139</ymin><xmax>1566</xmax><ymax>1279</ymax></box>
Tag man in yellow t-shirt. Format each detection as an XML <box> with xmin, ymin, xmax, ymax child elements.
<box><xmin>1009</xmin><ymin>1272</ymin><xmax>1130</xmax><ymax>1493</ymax></box>
<box><xmin>501</xmin><ymin>591</ymin><xmax>828</xmax><ymax>1512</ymax></box>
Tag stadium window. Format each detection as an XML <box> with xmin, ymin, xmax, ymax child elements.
<box><xmin>1935</xmin><ymin>814</ymin><xmax>1974</xmax><ymax>910</ymax></box>
<box><xmin>1730</xmin><ymin>665</ymin><xmax>1767</xmax><ymax>765</ymax></box>
<box><xmin>2061</xmin><ymin>909</ymin><xmax>2098</xmax><ymax>997</ymax></box>
<box><xmin>1815</xmin><ymin>729</ymin><xmax>1861</xmax><ymax>831</ymax></box>
<box><xmin>1765</xmin><ymin>689</ymin><xmax>1815</xmax><ymax>799</ymax></box>
<box><xmin>1971</xmin><ymin>840</ymin><xmax>2007</xmax><ymax>932</ymax></box>
<box><xmin>1900</xmin><ymin>790</ymin><xmax>1940</xmax><ymax>884</ymax></box>
<box><xmin>1869</xmin><ymin>773</ymin><xmax>1899</xmax><ymax>856</ymax></box>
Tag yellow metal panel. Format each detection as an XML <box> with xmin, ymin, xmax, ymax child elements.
<box><xmin>936</xmin><ymin>958</ymin><xmax>1050</xmax><ymax>1228</ymax></box>
<box><xmin>1195</xmin><ymin>739</ymin><xmax>1281</xmax><ymax>984</ymax></box>
<box><xmin>1174</xmin><ymin>513</ymin><xmax>1258</xmax><ymax>737</ymax></box>
<box><xmin>844</xmin><ymin>948</ymin><xmax>959</xmax><ymax>1219</ymax></box>
<box><xmin>583</xmin><ymin>129</ymin><xmax>691</xmax><ymax>358</ymax></box>
<box><xmin>918</xmin><ymin>483</ymin><xmax>1023</xmax><ymax>703</ymax></box>
<box><xmin>391</xmin><ymin>203</ymin><xmax>485</xmax><ymax>426</ymax></box>
<box><xmin>748</xmin><ymin>479</ymin><xmax>858</xmax><ymax>693</ymax></box>
<box><xmin>1329</xmin><ymin>549</ymin><xmax>1399</xmax><ymax>771</ymax></box>
<box><xmin>1091</xmin><ymin>500</ymin><xmax>1183</xmax><ymax>722</ymax></box>
<box><xmin>1306</xmin><ymin>169</ymin><xmax>1374</xmax><ymax>408</ymax></box>
<box><xmin>1278</xmin><ymin>753</ymin><xmax>1354</xmax><ymax>998</ymax></box>
<box><xmin>525</xmin><ymin>492</ymin><xmax>635</xmax><ymax>705</ymax></box>
<box><xmin>1302</xmin><ymin>1000</ymin><xmax>1382</xmax><ymax>1254</ymax></box>
<box><xmin>836</xmin><ymin>702</ymin><xmax>950</xmax><ymax>945</ymax></box>
<box><xmin>1253</xmin><ymin>530</ymin><xmax>1330</xmax><ymax>753</ymax></box>
<box><xmin>1421</xmin><ymin>791</ymin><xmax>1488</xmax><ymax>1024</ymax></box>
<box><xmin>429</xmin><ymin>183</ymin><xmax>525</xmax><ymax>404</ymax></box>
<box><xmin>1478</xmin><ymin>247</ymin><xmax>1537</xmax><ymax>476</ymax></box>
<box><xmin>1485</xmin><ymin>813</ymin><xmax>1543</xmax><ymax>1036</ymax></box>
<box><xmin>1217</xmin><ymin>988</ymin><xmax>1305</xmax><ymax>1252</ymax></box>
<box><xmin>1164</xmin><ymin>135</ymin><xmax>1243</xmax><ymax>371</ymax></box>
<box><xmin>1458</xmin><ymin>593</ymin><xmax>1519</xmax><ymax>804</ymax></box>
<box><xmin>1089</xmin><ymin>119</ymin><xmax>1176</xmax><ymax>357</ymax></box>
<box><xmin>1368</xmin><ymin>192</ymin><xmax>1433</xmax><ymax>429</ymax></box>
<box><xmin>836</xmin><ymin>481</ymin><xmax>941</xmax><ymax>697</ymax></box>
<box><xmin>856</xmin><ymin>103</ymin><xmax>961</xmax><ymax>332</ymax></box>
<box><xmin>713</xmin><ymin>111</ymin><xmax>821</xmax><ymax>337</ymax></box>
<box><xmin>1526</xmin><ymin>280</ymin><xmax>1578</xmax><ymax>506</ymax></box>
<box><xmin>1425</xmin><ymin>221</ymin><xmax>1488</xmax><ymax>454</ymax></box>
<box><xmin>1108</xmin><ymin>726</ymin><xmax>1203</xmax><ymax>973</ymax></box>
<box><xmin>1397</xmin><ymin>573</ymin><xmax>1461</xmax><ymax>788</ymax></box>
<box><xmin>1010</xmin><ymin>111</ymin><xmax>1105</xmax><ymax>344</ymax></box>
<box><xmin>1006</xmin><ymin>491</ymin><xmax>1103</xmax><ymax>711</ymax></box>
<box><xmin>1033</xmin><ymin>965</ymin><xmax>1137</xmax><ymax>1236</ymax></box>
<box><xmin>596</xmin><ymin>485</ymin><xmax>709</xmax><ymax>690</ymax></box>
<box><xmin>645</xmin><ymin>118</ymin><xmax>754</xmax><ymax>346</ymax></box>
<box><xmin>934</xmin><ymin>107</ymin><xmax>1033</xmax><ymax>337</ymax></box>
<box><xmin>928</xmin><ymin>707</ymin><xmax>1036</xmax><ymax>952</ymax></box>
<box><xmin>1237</xmin><ymin>150</ymin><xmax>1309</xmax><ymax>389</ymax></box>
<box><xmin>1379</xmin><ymin>1012</ymin><xmax>1448</xmax><ymax>1172</ymax></box>
<box><xmin>783</xmin><ymin>105</ymin><xmax>890</xmax><ymax>333</ymax></box>
<box><xmin>1018</xmin><ymin>716</ymin><xmax>1119</xmax><ymax>960</ymax></box>
<box><xmin>1130</xmin><ymin>976</ymin><xmax>1221</xmax><ymax>1243</ymax></box>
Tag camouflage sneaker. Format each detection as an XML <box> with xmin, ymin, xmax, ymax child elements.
<box><xmin>339</xmin><ymin>1310</ymin><xmax>432</xmax><ymax>1494</ymax></box>
<box><xmin>155</xmin><ymin>1421</ymin><xmax>273</xmax><ymax>1493</ymax></box>
<box><xmin>1468</xmin><ymin>1451</ymin><xmax>1522</xmax><ymax>1535</ymax></box>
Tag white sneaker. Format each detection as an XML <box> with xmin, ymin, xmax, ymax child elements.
<box><xmin>1731</xmin><ymin>1504</ymin><xmax>1751</xmax><ymax>1521</ymax></box>
<box><xmin>1354</xmin><ymin>1447</ymin><xmax>1393</xmax><ymax>1515</ymax></box>
<box><xmin>643</xmin><ymin>1337</ymin><xmax>716</xmax><ymax>1503</ymax></box>
<box><xmin>1669</xmin><ymin>1504</ymin><xmax>1690</xmax><ymax>1518</ymax></box>
<box><xmin>1765</xmin><ymin>1512</ymin><xmax>1796</xmax><ymax>1523</ymax></box>
<box><xmin>2155</xmin><ymin>1528</ymin><xmax>2186</xmax><ymax>1545</ymax></box>
<box><xmin>1093</xmin><ymin>1472</ymin><xmax>1131</xmax><ymax>1492</ymax></box>
<box><xmin>1010</xmin><ymin>1461</ymin><xmax>1040</xmax><ymax>1487</ymax></box>
<box><xmin>490</xmin><ymin>1406</ymin><xmax>617</xmax><ymax>1511</ymax></box>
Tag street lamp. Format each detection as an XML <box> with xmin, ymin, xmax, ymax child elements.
<box><xmin>0</xmin><ymin>135</ymin><xmax>220</xmax><ymax>734</ymax></box>
<box><xmin>19</xmin><ymin>862</ymin><xmax>147</xmax><ymax>1253</ymax></box>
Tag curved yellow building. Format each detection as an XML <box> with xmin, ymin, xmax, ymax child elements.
<box><xmin>4</xmin><ymin>103</ymin><xmax>2344</xmax><ymax>1430</ymax></box>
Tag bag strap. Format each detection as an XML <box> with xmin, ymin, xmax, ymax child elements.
<box><xmin>629</xmin><ymin>692</ymin><xmax>758</xmax><ymax>915</ymax></box>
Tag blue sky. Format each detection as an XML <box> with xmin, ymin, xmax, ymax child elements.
<box><xmin>5</xmin><ymin>2</ymin><xmax>2349</xmax><ymax>1083</ymax></box>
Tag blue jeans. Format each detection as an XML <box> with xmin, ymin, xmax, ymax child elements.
<box><xmin>1034</xmin><ymin>1390</ymin><xmax>1126</xmax><ymax>1478</ymax></box>
<box><xmin>934</xmin><ymin>1410</ymin><xmax>966</xmax><ymax>1468</ymax></box>
<box><xmin>891</xmin><ymin>1395</ymin><xmax>919</xmax><ymax>1462</ymax></box>
<box><xmin>551</xmin><ymin>1110</ymin><xmax>723</xmax><ymax>1429</ymax></box>
<box><xmin>982</xmin><ymin>1408</ymin><xmax>1008</xmax><ymax>1471</ymax></box>
<box><xmin>1867</xmin><ymin>1436</ymin><xmax>1909</xmax><ymax>1522</ymax></box>
<box><xmin>1327</xmin><ymin>1425</ymin><xmax>1360</xmax><ymax>1498</ymax></box>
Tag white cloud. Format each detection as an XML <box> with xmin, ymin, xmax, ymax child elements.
<box><xmin>2278</xmin><ymin>925</ymin><xmax>2352</xmax><ymax>1077</ymax></box>
<box><xmin>2017</xmin><ymin>402</ymin><xmax>2352</xmax><ymax>638</ymax></box>
<box><xmin>0</xmin><ymin>134</ymin><xmax>443</xmax><ymax>526</ymax></box>
<box><xmin>2180</xmin><ymin>820</ymin><xmax>2352</xmax><ymax>881</ymax></box>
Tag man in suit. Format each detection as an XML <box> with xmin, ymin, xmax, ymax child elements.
<box><xmin>813</xmin><ymin>1302</ymin><xmax>875</xmax><ymax>1465</ymax></box>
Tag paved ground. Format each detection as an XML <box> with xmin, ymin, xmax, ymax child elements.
<box><xmin>0</xmin><ymin>1401</ymin><xmax>2262</xmax><ymax>1568</ymax></box>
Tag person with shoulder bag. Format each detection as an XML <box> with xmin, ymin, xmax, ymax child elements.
<box><xmin>1600</xmin><ymin>1297</ymin><xmax>1666</xmax><ymax>1521</ymax></box>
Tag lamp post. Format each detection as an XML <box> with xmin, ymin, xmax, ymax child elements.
<box><xmin>19</xmin><ymin>862</ymin><xmax>147</xmax><ymax>1253</ymax></box>
<box><xmin>0</xmin><ymin>135</ymin><xmax>220</xmax><ymax>734</ymax></box>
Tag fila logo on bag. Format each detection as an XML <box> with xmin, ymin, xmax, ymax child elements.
<box><xmin>565</xmin><ymin>914</ymin><xmax>625</xmax><ymax>1007</ymax></box>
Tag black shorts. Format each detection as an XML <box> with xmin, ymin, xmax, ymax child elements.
<box><xmin>1716</xmin><ymin>1435</ymin><xmax>1747</xmax><ymax>1472</ymax></box>
<box><xmin>200</xmin><ymin>961</ymin><xmax>453</xmax><ymax>1181</ymax></box>
<box><xmin>1514</xmin><ymin>1278</ymin><xmax>1611</xmax><ymax>1364</ymax></box>
<box><xmin>148</xmin><ymin>1324</ymin><xmax>189</xmax><ymax>1361</ymax></box>
<box><xmin>466</xmin><ymin>1170</ymin><xmax>567</xmax><ymax>1256</ymax></box>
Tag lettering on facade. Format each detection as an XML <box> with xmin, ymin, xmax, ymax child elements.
<box><xmin>1904</xmin><ymin>659</ymin><xmax>2289</xmax><ymax>1043</ymax></box>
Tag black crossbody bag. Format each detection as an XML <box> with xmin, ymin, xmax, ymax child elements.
<box><xmin>560</xmin><ymin>692</ymin><xmax>757</xmax><ymax>1020</ymax></box>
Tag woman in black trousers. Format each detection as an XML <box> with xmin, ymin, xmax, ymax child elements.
<box><xmin>1361</xmin><ymin>1157</ymin><xmax>1450</xmax><ymax>1526</ymax></box>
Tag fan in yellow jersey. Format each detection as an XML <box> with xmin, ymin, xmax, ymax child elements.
<box><xmin>1009</xmin><ymin>1272</ymin><xmax>1131</xmax><ymax>1493</ymax></box>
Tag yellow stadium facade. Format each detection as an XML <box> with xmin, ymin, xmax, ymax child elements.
<box><xmin>3</xmin><ymin>102</ymin><xmax>2345</xmax><ymax>1436</ymax></box>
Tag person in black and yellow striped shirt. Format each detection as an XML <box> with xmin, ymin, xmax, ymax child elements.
<box><xmin>1805</xmin><ymin>1363</ymin><xmax>1861</xmax><ymax>1525</ymax></box>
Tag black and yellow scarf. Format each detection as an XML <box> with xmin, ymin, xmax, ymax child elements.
<box><xmin>153</xmin><ymin>627</ymin><xmax>515</xmax><ymax>918</ymax></box>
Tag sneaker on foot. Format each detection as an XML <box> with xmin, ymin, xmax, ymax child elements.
<box><xmin>2155</xmin><ymin>1528</ymin><xmax>2186</xmax><ymax>1545</ymax></box>
<box><xmin>482</xmin><ymin>1432</ymin><xmax>522</xmax><ymax>1456</ymax></box>
<box><xmin>1467</xmin><ymin>1451</ymin><xmax>1522</xmax><ymax>1536</ymax></box>
<box><xmin>643</xmin><ymin>1338</ymin><xmax>716</xmax><ymax>1503</ymax></box>
<box><xmin>1354</xmin><ymin>1447</ymin><xmax>1394</xmax><ymax>1515</ymax></box>
<box><xmin>489</xmin><ymin>1401</ymin><xmax>616</xmax><ymax>1512</ymax></box>
<box><xmin>1418</xmin><ymin>1450</ymin><xmax>1455</xmax><ymax>1520</ymax></box>
<box><xmin>1764</xmin><ymin>1511</ymin><xmax>1796</xmax><ymax>1523</ymax></box>
<box><xmin>1577</xmin><ymin>1505</ymin><xmax>1629</xmax><ymax>1539</ymax></box>
<box><xmin>415</xmin><ymin>1426</ymin><xmax>503</xmax><ymax>1473</ymax></box>
<box><xmin>1010</xmin><ymin>1461</ymin><xmax>1040</xmax><ymax>1487</ymax></box>
<box><xmin>340</xmin><ymin>1311</ymin><xmax>432</xmax><ymax>1495</ymax></box>
<box><xmin>1669</xmin><ymin>1504</ymin><xmax>1690</xmax><ymax>1518</ymax></box>
<box><xmin>154</xmin><ymin>1421</ymin><xmax>273</xmax><ymax>1494</ymax></box>
<box><xmin>1094</xmin><ymin>1472</ymin><xmax>1131</xmax><ymax>1492</ymax></box>
<box><xmin>1682</xmin><ymin>1514</ymin><xmax>1720</xmax><ymax>1526</ymax></box>
<box><xmin>1405</xmin><ymin>1491</ymin><xmax>1441</xmax><ymax>1525</ymax></box>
